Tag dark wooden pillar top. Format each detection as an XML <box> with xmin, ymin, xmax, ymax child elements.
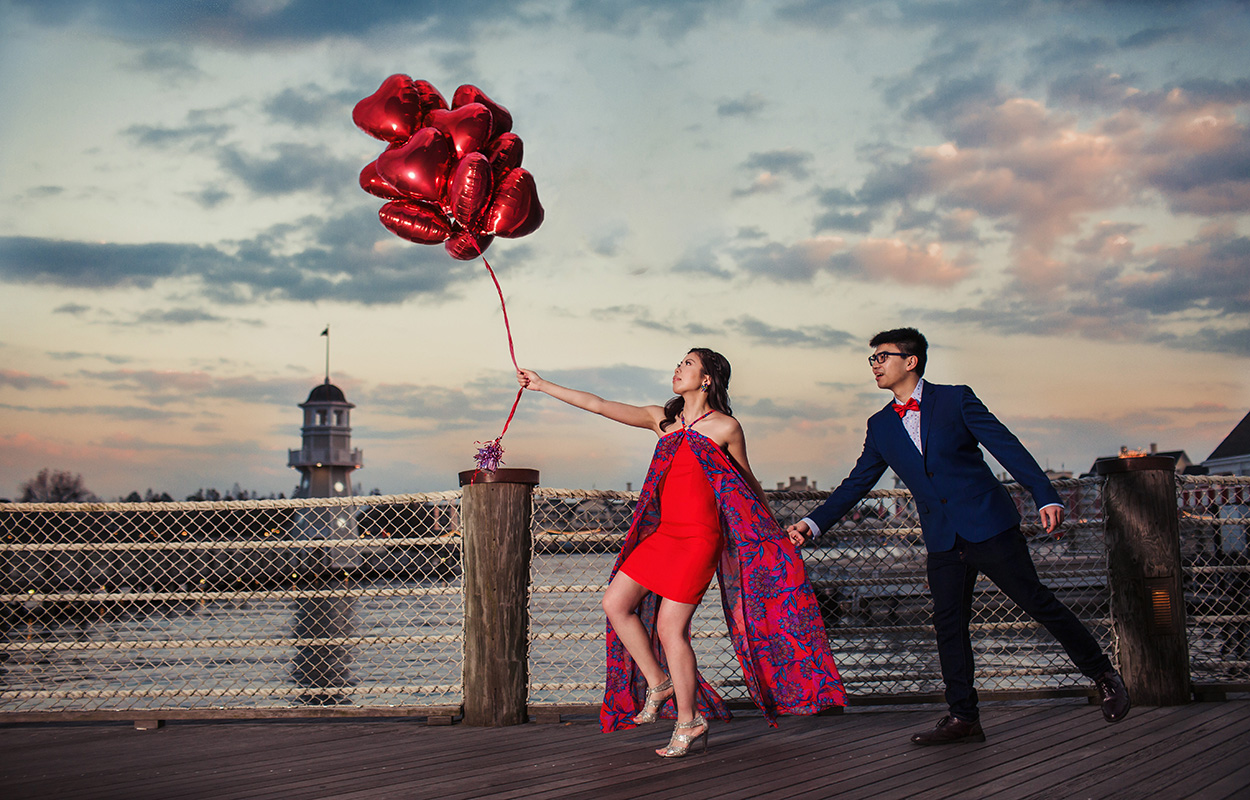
<box><xmin>1094</xmin><ymin>456</ymin><xmax>1177</xmax><ymax>475</ymax></box>
<box><xmin>458</xmin><ymin>468</ymin><xmax>540</xmax><ymax>487</ymax></box>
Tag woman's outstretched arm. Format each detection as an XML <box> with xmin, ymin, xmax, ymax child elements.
<box><xmin>518</xmin><ymin>369</ymin><xmax>664</xmax><ymax>432</ymax></box>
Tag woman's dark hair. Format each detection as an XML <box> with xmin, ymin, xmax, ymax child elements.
<box><xmin>660</xmin><ymin>348</ymin><xmax>732</xmax><ymax>431</ymax></box>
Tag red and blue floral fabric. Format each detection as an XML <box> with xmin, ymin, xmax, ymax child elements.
<box><xmin>600</xmin><ymin>428</ymin><xmax>847</xmax><ymax>731</ymax></box>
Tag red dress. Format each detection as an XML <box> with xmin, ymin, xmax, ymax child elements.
<box><xmin>620</xmin><ymin>434</ymin><xmax>723</xmax><ymax>604</ymax></box>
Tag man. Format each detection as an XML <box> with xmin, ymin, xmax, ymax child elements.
<box><xmin>787</xmin><ymin>328</ymin><xmax>1130</xmax><ymax>744</ymax></box>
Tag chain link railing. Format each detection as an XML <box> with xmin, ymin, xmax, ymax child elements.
<box><xmin>14</xmin><ymin>472</ymin><xmax>1247</xmax><ymax>717</ymax></box>
<box><xmin>1179</xmin><ymin>475</ymin><xmax>1250</xmax><ymax>684</ymax></box>
<box><xmin>529</xmin><ymin>477</ymin><xmax>1111</xmax><ymax>705</ymax></box>
<box><xmin>1</xmin><ymin>494</ymin><xmax>463</xmax><ymax>713</ymax></box>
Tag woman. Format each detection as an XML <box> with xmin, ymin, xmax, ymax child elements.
<box><xmin>518</xmin><ymin>348</ymin><xmax>845</xmax><ymax>758</ymax></box>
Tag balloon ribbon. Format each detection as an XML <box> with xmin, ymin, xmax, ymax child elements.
<box><xmin>472</xmin><ymin>254</ymin><xmax>523</xmax><ymax>474</ymax></box>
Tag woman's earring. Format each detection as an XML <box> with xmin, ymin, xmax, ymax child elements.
<box><xmin>700</xmin><ymin>383</ymin><xmax>709</xmax><ymax>393</ymax></box>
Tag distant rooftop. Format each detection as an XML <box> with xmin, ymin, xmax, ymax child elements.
<box><xmin>1207</xmin><ymin>410</ymin><xmax>1250</xmax><ymax>460</ymax></box>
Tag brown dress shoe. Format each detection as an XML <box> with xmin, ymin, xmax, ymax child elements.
<box><xmin>1094</xmin><ymin>669</ymin><xmax>1131</xmax><ymax>723</ymax></box>
<box><xmin>910</xmin><ymin>714</ymin><xmax>986</xmax><ymax>745</ymax></box>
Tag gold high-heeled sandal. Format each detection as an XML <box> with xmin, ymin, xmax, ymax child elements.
<box><xmin>658</xmin><ymin>712</ymin><xmax>708</xmax><ymax>758</ymax></box>
<box><xmin>632</xmin><ymin>677</ymin><xmax>673</xmax><ymax>724</ymax></box>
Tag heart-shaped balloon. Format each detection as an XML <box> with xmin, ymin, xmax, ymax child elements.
<box><xmin>483</xmin><ymin>133</ymin><xmax>524</xmax><ymax>182</ymax></box>
<box><xmin>359</xmin><ymin>159</ymin><xmax>407</xmax><ymax>201</ymax></box>
<box><xmin>378</xmin><ymin>200</ymin><xmax>453</xmax><ymax>245</ymax></box>
<box><xmin>484</xmin><ymin>168</ymin><xmax>544</xmax><ymax>238</ymax></box>
<box><xmin>352</xmin><ymin>74</ymin><xmax>421</xmax><ymax>144</ymax></box>
<box><xmin>413</xmin><ymin>79</ymin><xmax>448</xmax><ymax>121</ymax></box>
<box><xmin>452</xmin><ymin>84</ymin><xmax>513</xmax><ymax>138</ymax></box>
<box><xmin>375</xmin><ymin>127</ymin><xmax>455</xmax><ymax>203</ymax></box>
<box><xmin>448</xmin><ymin>153</ymin><xmax>494</xmax><ymax>230</ymax></box>
<box><xmin>425</xmin><ymin>103</ymin><xmax>494</xmax><ymax>160</ymax></box>
<box><xmin>445</xmin><ymin>229</ymin><xmax>494</xmax><ymax>261</ymax></box>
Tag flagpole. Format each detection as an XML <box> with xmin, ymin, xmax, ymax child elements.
<box><xmin>321</xmin><ymin>325</ymin><xmax>330</xmax><ymax>383</ymax></box>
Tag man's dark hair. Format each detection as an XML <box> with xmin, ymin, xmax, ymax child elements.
<box><xmin>869</xmin><ymin>328</ymin><xmax>928</xmax><ymax>377</ymax></box>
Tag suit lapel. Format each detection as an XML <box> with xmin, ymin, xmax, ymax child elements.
<box><xmin>876</xmin><ymin>400</ymin><xmax>925</xmax><ymax>471</ymax></box>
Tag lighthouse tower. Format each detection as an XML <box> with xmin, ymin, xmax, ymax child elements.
<box><xmin>288</xmin><ymin>379</ymin><xmax>362</xmax><ymax>498</ymax></box>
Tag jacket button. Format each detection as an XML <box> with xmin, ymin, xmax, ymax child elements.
<box><xmin>940</xmin><ymin>498</ymin><xmax>947</xmax><ymax>504</ymax></box>
<box><xmin>927</xmin><ymin>471</ymin><xmax>934</xmax><ymax>478</ymax></box>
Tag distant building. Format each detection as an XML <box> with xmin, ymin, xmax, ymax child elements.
<box><xmin>1204</xmin><ymin>410</ymin><xmax>1250</xmax><ymax>476</ymax></box>
<box><xmin>288</xmin><ymin>379</ymin><xmax>363</xmax><ymax>499</ymax></box>
<box><xmin>287</xmin><ymin>378</ymin><xmax>363</xmax><ymax>571</ymax></box>
<box><xmin>776</xmin><ymin>475</ymin><xmax>818</xmax><ymax>491</ymax></box>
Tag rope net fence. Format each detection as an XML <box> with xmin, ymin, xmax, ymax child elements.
<box><xmin>1179</xmin><ymin>475</ymin><xmax>1250</xmax><ymax>683</ymax></box>
<box><xmin>5</xmin><ymin>473</ymin><xmax>1247</xmax><ymax>715</ymax></box>
<box><xmin>529</xmin><ymin>477</ymin><xmax>1112</xmax><ymax>706</ymax></box>
<box><xmin>1</xmin><ymin>493</ymin><xmax>463</xmax><ymax>712</ymax></box>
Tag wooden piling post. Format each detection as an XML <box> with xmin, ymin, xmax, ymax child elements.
<box><xmin>458</xmin><ymin>468</ymin><xmax>539</xmax><ymax>726</ymax></box>
<box><xmin>1097</xmin><ymin>456</ymin><xmax>1190</xmax><ymax>705</ymax></box>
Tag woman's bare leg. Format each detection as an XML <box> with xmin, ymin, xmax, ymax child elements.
<box><xmin>602</xmin><ymin>571</ymin><xmax>667</xmax><ymax>687</ymax></box>
<box><xmin>654</xmin><ymin>598</ymin><xmax>705</xmax><ymax>754</ymax></box>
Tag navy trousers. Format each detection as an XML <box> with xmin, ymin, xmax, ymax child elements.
<box><xmin>926</xmin><ymin>526</ymin><xmax>1113</xmax><ymax>721</ymax></box>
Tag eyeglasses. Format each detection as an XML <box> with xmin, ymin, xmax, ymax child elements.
<box><xmin>867</xmin><ymin>352</ymin><xmax>912</xmax><ymax>366</ymax></box>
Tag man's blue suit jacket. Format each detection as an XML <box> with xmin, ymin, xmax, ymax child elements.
<box><xmin>806</xmin><ymin>382</ymin><xmax>1061</xmax><ymax>553</ymax></box>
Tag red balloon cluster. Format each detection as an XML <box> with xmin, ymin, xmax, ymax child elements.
<box><xmin>353</xmin><ymin>75</ymin><xmax>544</xmax><ymax>260</ymax></box>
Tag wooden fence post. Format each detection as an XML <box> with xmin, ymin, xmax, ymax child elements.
<box><xmin>458</xmin><ymin>468</ymin><xmax>539</xmax><ymax>726</ymax></box>
<box><xmin>1097</xmin><ymin>456</ymin><xmax>1190</xmax><ymax>705</ymax></box>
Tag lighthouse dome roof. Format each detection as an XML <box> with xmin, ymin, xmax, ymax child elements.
<box><xmin>306</xmin><ymin>381</ymin><xmax>347</xmax><ymax>404</ymax></box>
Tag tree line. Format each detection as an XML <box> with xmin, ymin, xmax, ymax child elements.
<box><xmin>13</xmin><ymin>468</ymin><xmax>290</xmax><ymax>503</ymax></box>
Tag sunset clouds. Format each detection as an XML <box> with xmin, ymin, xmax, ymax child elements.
<box><xmin>0</xmin><ymin>1</ymin><xmax>1247</xmax><ymax>498</ymax></box>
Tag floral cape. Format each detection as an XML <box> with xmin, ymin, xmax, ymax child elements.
<box><xmin>600</xmin><ymin>427</ymin><xmax>847</xmax><ymax>731</ymax></box>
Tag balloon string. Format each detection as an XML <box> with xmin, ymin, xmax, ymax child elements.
<box><xmin>481</xmin><ymin>255</ymin><xmax>523</xmax><ymax>439</ymax></box>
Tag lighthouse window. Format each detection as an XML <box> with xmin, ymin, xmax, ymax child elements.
<box><xmin>335</xmin><ymin>411</ymin><xmax>343</xmax><ymax>426</ymax></box>
<box><xmin>317</xmin><ymin>410</ymin><xmax>326</xmax><ymax>425</ymax></box>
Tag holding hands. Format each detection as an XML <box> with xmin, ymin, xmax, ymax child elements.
<box><xmin>786</xmin><ymin>520</ymin><xmax>811</xmax><ymax>548</ymax></box>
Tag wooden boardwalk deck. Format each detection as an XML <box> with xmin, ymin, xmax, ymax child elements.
<box><xmin>3</xmin><ymin>700</ymin><xmax>1249</xmax><ymax>799</ymax></box>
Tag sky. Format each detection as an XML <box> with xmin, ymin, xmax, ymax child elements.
<box><xmin>1</xmin><ymin>0</ymin><xmax>1249</xmax><ymax>501</ymax></box>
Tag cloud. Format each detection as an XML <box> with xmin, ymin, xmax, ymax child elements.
<box><xmin>53</xmin><ymin>303</ymin><xmax>91</xmax><ymax>316</ymax></box>
<box><xmin>727</xmin><ymin>316</ymin><xmax>857</xmax><ymax>350</ymax></box>
<box><xmin>216</xmin><ymin>142</ymin><xmax>360</xmax><ymax>197</ymax></box>
<box><xmin>773</xmin><ymin>0</ymin><xmax>856</xmax><ymax>27</ymax></box>
<box><xmin>569</xmin><ymin>0</ymin><xmax>736</xmax><ymax>36</ymax></box>
<box><xmin>363</xmin><ymin>378</ymin><xmax>523</xmax><ymax>429</ymax></box>
<box><xmin>917</xmin><ymin>225</ymin><xmax>1250</xmax><ymax>355</ymax></box>
<box><xmin>1024</xmin><ymin>34</ymin><xmax>1113</xmax><ymax>73</ymax></box>
<box><xmin>77</xmin><ymin>368</ymin><xmax>322</xmax><ymax>408</ymax></box>
<box><xmin>124</xmin><ymin>45</ymin><xmax>202</xmax><ymax>81</ymax></box>
<box><xmin>742</xmin><ymin>149</ymin><xmax>813</xmax><ymax>180</ymax></box>
<box><xmin>717</xmin><ymin>92</ymin><xmax>769</xmax><ymax>118</ymax></box>
<box><xmin>1120</xmin><ymin>230</ymin><xmax>1250</xmax><ymax>317</ymax></box>
<box><xmin>0</xmin><ymin>402</ymin><xmax>188</xmax><ymax>422</ymax></box>
<box><xmin>671</xmin><ymin>247</ymin><xmax>733</xmax><ymax>279</ymax></box>
<box><xmin>0</xmin><ymin>370</ymin><xmax>69</xmax><ymax>391</ymax></box>
<box><xmin>4</xmin><ymin>0</ymin><xmax>531</xmax><ymax>46</ymax></box>
<box><xmin>124</xmin><ymin>120</ymin><xmax>232</xmax><ymax>150</ymax></box>
<box><xmin>0</xmin><ymin>206</ymin><xmax>482</xmax><ymax>305</ymax></box>
<box><xmin>47</xmin><ymin>351</ymin><xmax>134</xmax><ymax>365</ymax></box>
<box><xmin>837</xmin><ymin>82</ymin><xmax>1250</xmax><ymax>273</ymax></box>
<box><xmin>732</xmin><ymin>235</ymin><xmax>971</xmax><ymax>286</ymax></box>
<box><xmin>812</xmin><ymin>209</ymin><xmax>877</xmax><ymax>233</ymax></box>
<box><xmin>263</xmin><ymin>84</ymin><xmax>357</xmax><ymax>127</ymax></box>
<box><xmin>1048</xmin><ymin>67</ymin><xmax>1139</xmax><ymax>109</ymax></box>
<box><xmin>1119</xmin><ymin>26</ymin><xmax>1186</xmax><ymax>49</ymax></box>
<box><xmin>126</xmin><ymin>308</ymin><xmax>250</xmax><ymax>326</ymax></box>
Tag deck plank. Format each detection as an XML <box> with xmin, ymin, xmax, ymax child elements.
<box><xmin>2</xmin><ymin>701</ymin><xmax>1247</xmax><ymax>800</ymax></box>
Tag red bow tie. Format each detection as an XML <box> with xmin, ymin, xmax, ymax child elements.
<box><xmin>894</xmin><ymin>398</ymin><xmax>920</xmax><ymax>418</ymax></box>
